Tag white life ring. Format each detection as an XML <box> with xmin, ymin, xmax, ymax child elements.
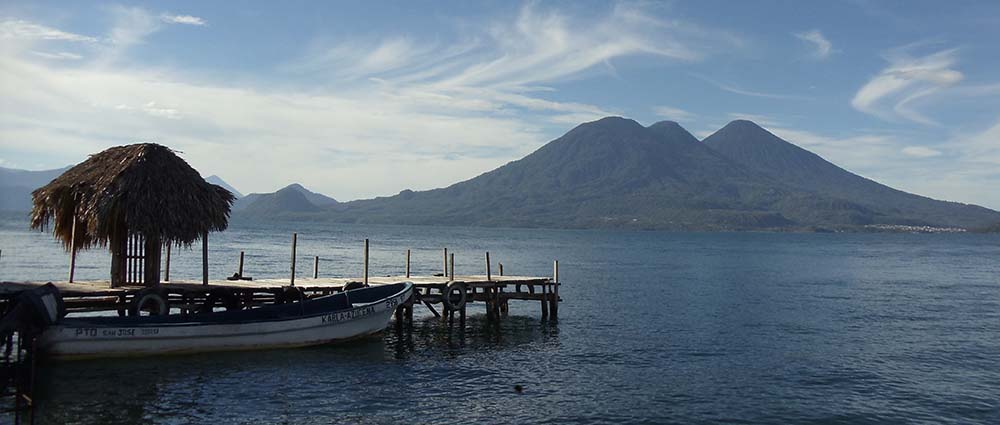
<box><xmin>129</xmin><ymin>289</ymin><xmax>169</xmax><ymax>316</ymax></box>
<box><xmin>442</xmin><ymin>281</ymin><xmax>466</xmax><ymax>310</ymax></box>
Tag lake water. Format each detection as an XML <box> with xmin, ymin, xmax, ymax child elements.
<box><xmin>2</xmin><ymin>211</ymin><xmax>999</xmax><ymax>424</ymax></box>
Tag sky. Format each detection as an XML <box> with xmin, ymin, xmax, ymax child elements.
<box><xmin>2</xmin><ymin>0</ymin><xmax>999</xmax><ymax>208</ymax></box>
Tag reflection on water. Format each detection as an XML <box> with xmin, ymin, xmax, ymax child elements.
<box><xmin>35</xmin><ymin>315</ymin><xmax>560</xmax><ymax>425</ymax></box>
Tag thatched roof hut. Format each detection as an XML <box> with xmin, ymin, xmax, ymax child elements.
<box><xmin>30</xmin><ymin>143</ymin><xmax>235</xmax><ymax>286</ymax></box>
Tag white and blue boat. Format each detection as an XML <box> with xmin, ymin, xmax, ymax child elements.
<box><xmin>34</xmin><ymin>282</ymin><xmax>412</xmax><ymax>359</ymax></box>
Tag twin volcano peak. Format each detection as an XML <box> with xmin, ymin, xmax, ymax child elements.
<box><xmin>230</xmin><ymin>115</ymin><xmax>1000</xmax><ymax>231</ymax></box>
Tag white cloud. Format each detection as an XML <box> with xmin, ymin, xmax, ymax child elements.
<box><xmin>106</xmin><ymin>6</ymin><xmax>161</xmax><ymax>48</ymax></box>
<box><xmin>114</xmin><ymin>102</ymin><xmax>182</xmax><ymax>119</ymax></box>
<box><xmin>0</xmin><ymin>4</ymin><xmax>745</xmax><ymax>200</ymax></box>
<box><xmin>652</xmin><ymin>106</ymin><xmax>696</xmax><ymax>122</ymax></box>
<box><xmin>161</xmin><ymin>14</ymin><xmax>207</xmax><ymax>26</ymax></box>
<box><xmin>0</xmin><ymin>19</ymin><xmax>97</xmax><ymax>42</ymax></box>
<box><xmin>901</xmin><ymin>146</ymin><xmax>942</xmax><ymax>157</ymax></box>
<box><xmin>794</xmin><ymin>29</ymin><xmax>832</xmax><ymax>59</ymax></box>
<box><xmin>951</xmin><ymin>117</ymin><xmax>1000</xmax><ymax>165</ymax></box>
<box><xmin>693</xmin><ymin>74</ymin><xmax>808</xmax><ymax>100</ymax></box>
<box><xmin>852</xmin><ymin>47</ymin><xmax>963</xmax><ymax>125</ymax></box>
<box><xmin>31</xmin><ymin>51</ymin><xmax>83</xmax><ymax>60</ymax></box>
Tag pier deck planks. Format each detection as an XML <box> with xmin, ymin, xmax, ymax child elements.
<box><xmin>1</xmin><ymin>275</ymin><xmax>551</xmax><ymax>295</ymax></box>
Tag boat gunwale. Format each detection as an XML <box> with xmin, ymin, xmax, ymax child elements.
<box><xmin>55</xmin><ymin>282</ymin><xmax>412</xmax><ymax>328</ymax></box>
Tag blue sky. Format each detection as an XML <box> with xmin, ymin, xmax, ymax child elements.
<box><xmin>2</xmin><ymin>1</ymin><xmax>1000</xmax><ymax>208</ymax></box>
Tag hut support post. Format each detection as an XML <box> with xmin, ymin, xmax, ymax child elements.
<box><xmin>110</xmin><ymin>229</ymin><xmax>126</xmax><ymax>288</ymax></box>
<box><xmin>164</xmin><ymin>244</ymin><xmax>171</xmax><ymax>282</ymax></box>
<box><xmin>144</xmin><ymin>234</ymin><xmax>161</xmax><ymax>286</ymax></box>
<box><xmin>202</xmin><ymin>231</ymin><xmax>208</xmax><ymax>285</ymax></box>
<box><xmin>290</xmin><ymin>233</ymin><xmax>297</xmax><ymax>286</ymax></box>
<box><xmin>364</xmin><ymin>239</ymin><xmax>369</xmax><ymax>286</ymax></box>
<box><xmin>68</xmin><ymin>216</ymin><xmax>77</xmax><ymax>283</ymax></box>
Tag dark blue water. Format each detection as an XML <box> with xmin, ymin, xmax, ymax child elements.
<box><xmin>2</xmin><ymin>212</ymin><xmax>999</xmax><ymax>424</ymax></box>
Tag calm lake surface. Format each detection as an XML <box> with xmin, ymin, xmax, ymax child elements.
<box><xmin>2</xmin><ymin>211</ymin><xmax>999</xmax><ymax>424</ymax></box>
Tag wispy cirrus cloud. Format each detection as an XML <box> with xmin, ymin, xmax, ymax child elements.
<box><xmin>901</xmin><ymin>146</ymin><xmax>942</xmax><ymax>157</ymax></box>
<box><xmin>693</xmin><ymin>74</ymin><xmax>809</xmax><ymax>100</ymax></box>
<box><xmin>794</xmin><ymin>29</ymin><xmax>832</xmax><ymax>59</ymax></box>
<box><xmin>0</xmin><ymin>19</ymin><xmax>97</xmax><ymax>42</ymax></box>
<box><xmin>31</xmin><ymin>51</ymin><xmax>83</xmax><ymax>60</ymax></box>
<box><xmin>161</xmin><ymin>14</ymin><xmax>206</xmax><ymax>26</ymax></box>
<box><xmin>652</xmin><ymin>106</ymin><xmax>697</xmax><ymax>122</ymax></box>
<box><xmin>288</xmin><ymin>2</ymin><xmax>739</xmax><ymax>125</ymax></box>
<box><xmin>852</xmin><ymin>46</ymin><xmax>963</xmax><ymax>125</ymax></box>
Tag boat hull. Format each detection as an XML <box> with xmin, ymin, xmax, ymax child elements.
<box><xmin>37</xmin><ymin>283</ymin><xmax>411</xmax><ymax>359</ymax></box>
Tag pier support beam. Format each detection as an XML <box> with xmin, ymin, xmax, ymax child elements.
<box><xmin>68</xmin><ymin>215</ymin><xmax>77</xmax><ymax>283</ymax></box>
<box><xmin>202</xmin><ymin>231</ymin><xmax>209</xmax><ymax>285</ymax></box>
<box><xmin>551</xmin><ymin>260</ymin><xmax>559</xmax><ymax>319</ymax></box>
<box><xmin>485</xmin><ymin>251</ymin><xmax>491</xmax><ymax>281</ymax></box>
<box><xmin>164</xmin><ymin>244</ymin><xmax>171</xmax><ymax>282</ymax></box>
<box><xmin>290</xmin><ymin>233</ymin><xmax>297</xmax><ymax>286</ymax></box>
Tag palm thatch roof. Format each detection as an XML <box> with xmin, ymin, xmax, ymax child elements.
<box><xmin>30</xmin><ymin>143</ymin><xmax>235</xmax><ymax>250</ymax></box>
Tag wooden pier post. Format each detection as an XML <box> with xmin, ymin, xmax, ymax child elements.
<box><xmin>238</xmin><ymin>251</ymin><xmax>245</xmax><ymax>276</ymax></box>
<box><xmin>202</xmin><ymin>231</ymin><xmax>209</xmax><ymax>285</ymax></box>
<box><xmin>405</xmin><ymin>249</ymin><xmax>411</xmax><ymax>278</ymax></box>
<box><xmin>164</xmin><ymin>244</ymin><xmax>171</xmax><ymax>282</ymax></box>
<box><xmin>540</xmin><ymin>261</ymin><xmax>549</xmax><ymax>319</ymax></box>
<box><xmin>68</xmin><ymin>216</ymin><xmax>77</xmax><ymax>283</ymax></box>
<box><xmin>499</xmin><ymin>262</ymin><xmax>503</xmax><ymax>276</ymax></box>
<box><xmin>364</xmin><ymin>238</ymin><xmax>369</xmax><ymax>286</ymax></box>
<box><xmin>449</xmin><ymin>253</ymin><xmax>455</xmax><ymax>281</ymax></box>
<box><xmin>443</xmin><ymin>248</ymin><xmax>448</xmax><ymax>276</ymax></box>
<box><xmin>485</xmin><ymin>251</ymin><xmax>491</xmax><ymax>281</ymax></box>
<box><xmin>459</xmin><ymin>298</ymin><xmax>466</xmax><ymax>327</ymax></box>
<box><xmin>313</xmin><ymin>256</ymin><xmax>319</xmax><ymax>279</ymax></box>
<box><xmin>551</xmin><ymin>260</ymin><xmax>559</xmax><ymax>319</ymax></box>
<box><xmin>540</xmin><ymin>283</ymin><xmax>549</xmax><ymax>320</ymax></box>
<box><xmin>290</xmin><ymin>233</ymin><xmax>297</xmax><ymax>286</ymax></box>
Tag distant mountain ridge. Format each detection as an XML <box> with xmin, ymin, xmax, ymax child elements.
<box><xmin>233</xmin><ymin>183</ymin><xmax>339</xmax><ymax>216</ymax></box>
<box><xmin>702</xmin><ymin>120</ymin><xmax>1000</xmax><ymax>228</ymax></box>
<box><xmin>232</xmin><ymin>116</ymin><xmax>999</xmax><ymax>231</ymax></box>
<box><xmin>205</xmin><ymin>175</ymin><xmax>243</xmax><ymax>198</ymax></box>
<box><xmin>5</xmin><ymin>118</ymin><xmax>998</xmax><ymax>231</ymax></box>
<box><xmin>0</xmin><ymin>166</ymin><xmax>70</xmax><ymax>211</ymax></box>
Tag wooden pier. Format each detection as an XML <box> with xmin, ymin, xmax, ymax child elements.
<box><xmin>1</xmin><ymin>234</ymin><xmax>562</xmax><ymax>324</ymax></box>
<box><xmin>0</xmin><ymin>273</ymin><xmax>560</xmax><ymax>325</ymax></box>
